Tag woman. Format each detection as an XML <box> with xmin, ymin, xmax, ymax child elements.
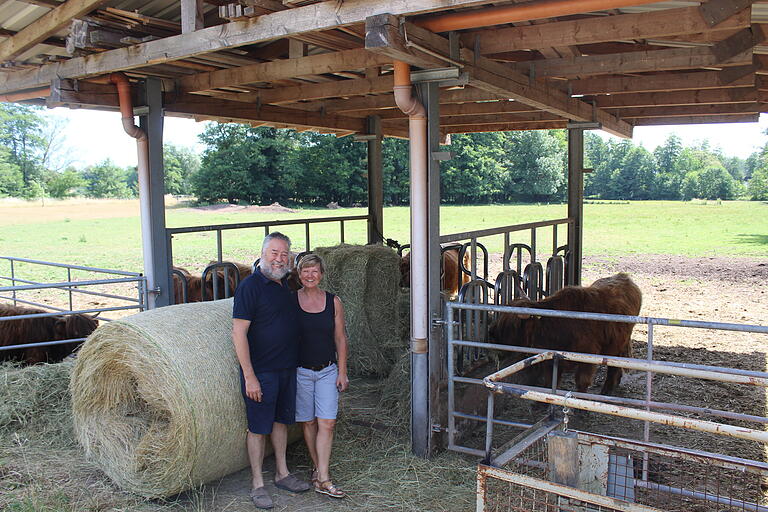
<box><xmin>294</xmin><ymin>254</ymin><xmax>349</xmax><ymax>498</ymax></box>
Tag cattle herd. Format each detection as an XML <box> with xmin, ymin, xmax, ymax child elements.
<box><xmin>2</xmin><ymin>243</ymin><xmax>643</xmax><ymax>399</ymax></box>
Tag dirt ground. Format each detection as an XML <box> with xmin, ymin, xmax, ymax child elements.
<box><xmin>2</xmin><ymin>254</ymin><xmax>768</xmax><ymax>511</ymax></box>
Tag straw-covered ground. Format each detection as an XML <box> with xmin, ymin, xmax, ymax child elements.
<box><xmin>1</xmin><ymin>254</ymin><xmax>767</xmax><ymax>511</ymax></box>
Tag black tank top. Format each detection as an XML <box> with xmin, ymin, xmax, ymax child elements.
<box><xmin>296</xmin><ymin>291</ymin><xmax>337</xmax><ymax>367</ymax></box>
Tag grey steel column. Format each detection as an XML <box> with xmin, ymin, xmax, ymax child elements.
<box><xmin>410</xmin><ymin>81</ymin><xmax>443</xmax><ymax>457</ymax></box>
<box><xmin>139</xmin><ymin>78</ymin><xmax>171</xmax><ymax>308</ymax></box>
<box><xmin>567</xmin><ymin>128</ymin><xmax>584</xmax><ymax>286</ymax></box>
<box><xmin>367</xmin><ymin>115</ymin><xmax>384</xmax><ymax>244</ymax></box>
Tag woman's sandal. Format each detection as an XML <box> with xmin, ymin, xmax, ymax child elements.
<box><xmin>315</xmin><ymin>479</ymin><xmax>346</xmax><ymax>498</ymax></box>
<box><xmin>310</xmin><ymin>468</ymin><xmax>318</xmax><ymax>485</ymax></box>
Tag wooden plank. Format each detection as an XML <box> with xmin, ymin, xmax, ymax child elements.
<box><xmin>611</xmin><ymin>102</ymin><xmax>760</xmax><ymax>119</ymax></box>
<box><xmin>0</xmin><ymin>0</ymin><xmax>108</xmax><ymax>62</ymax></box>
<box><xmin>165</xmin><ymin>93</ymin><xmax>365</xmax><ymax>132</ymax></box>
<box><xmin>177</xmin><ymin>49</ymin><xmax>392</xmax><ymax>93</ymax></box>
<box><xmin>431</xmin><ymin>112</ymin><xmax>560</xmax><ymax>126</ymax></box>
<box><xmin>366</xmin><ymin>15</ymin><xmax>632</xmax><ymax>138</ymax></box>
<box><xmin>200</xmin><ymin>74</ymin><xmax>394</xmax><ymax>105</ymax></box>
<box><xmin>593</xmin><ymin>88</ymin><xmax>757</xmax><ymax>108</ymax></box>
<box><xmin>711</xmin><ymin>26</ymin><xmax>766</xmax><ymax>62</ymax></box>
<box><xmin>699</xmin><ymin>0</ymin><xmax>754</xmax><ymax>27</ymax></box>
<box><xmin>0</xmin><ymin>0</ymin><xmax>500</xmax><ymax>93</ymax></box>
<box><xmin>632</xmin><ymin>113</ymin><xmax>759</xmax><ymax>126</ymax></box>
<box><xmin>515</xmin><ymin>46</ymin><xmax>753</xmax><ymax>79</ymax></box>
<box><xmin>462</xmin><ymin>6</ymin><xmax>749</xmax><ymax>55</ymax></box>
<box><xmin>181</xmin><ymin>0</ymin><xmax>205</xmax><ymax>33</ymax></box>
<box><xmin>444</xmin><ymin>121</ymin><xmax>567</xmax><ymax>133</ymax></box>
<box><xmin>568</xmin><ymin>71</ymin><xmax>753</xmax><ymax>96</ymax></box>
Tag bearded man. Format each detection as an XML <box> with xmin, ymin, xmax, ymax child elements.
<box><xmin>232</xmin><ymin>232</ymin><xmax>310</xmax><ymax>509</ymax></box>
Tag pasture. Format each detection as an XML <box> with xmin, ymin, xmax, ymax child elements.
<box><xmin>1</xmin><ymin>198</ymin><xmax>767</xmax><ymax>511</ymax></box>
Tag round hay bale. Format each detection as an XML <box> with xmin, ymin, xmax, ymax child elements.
<box><xmin>71</xmin><ymin>299</ymin><xmax>299</xmax><ymax>498</ymax></box>
<box><xmin>314</xmin><ymin>244</ymin><xmax>403</xmax><ymax>377</ymax></box>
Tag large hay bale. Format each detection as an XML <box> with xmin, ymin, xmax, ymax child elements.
<box><xmin>71</xmin><ymin>299</ymin><xmax>299</xmax><ymax>498</ymax></box>
<box><xmin>314</xmin><ymin>244</ymin><xmax>403</xmax><ymax>377</ymax></box>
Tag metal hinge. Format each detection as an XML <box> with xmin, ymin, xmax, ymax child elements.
<box><xmin>431</xmin><ymin>423</ymin><xmax>445</xmax><ymax>433</ymax></box>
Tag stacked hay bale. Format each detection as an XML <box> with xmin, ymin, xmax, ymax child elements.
<box><xmin>314</xmin><ymin>244</ymin><xmax>405</xmax><ymax>377</ymax></box>
<box><xmin>70</xmin><ymin>299</ymin><xmax>300</xmax><ymax>498</ymax></box>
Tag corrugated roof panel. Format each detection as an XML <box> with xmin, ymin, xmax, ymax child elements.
<box><xmin>0</xmin><ymin>0</ymin><xmax>47</xmax><ymax>32</ymax></box>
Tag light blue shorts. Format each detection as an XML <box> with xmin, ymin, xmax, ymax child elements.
<box><xmin>295</xmin><ymin>363</ymin><xmax>339</xmax><ymax>422</ymax></box>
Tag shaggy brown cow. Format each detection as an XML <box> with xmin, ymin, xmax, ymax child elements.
<box><xmin>489</xmin><ymin>273</ymin><xmax>642</xmax><ymax>394</ymax></box>
<box><xmin>0</xmin><ymin>304</ymin><xmax>99</xmax><ymax>364</ymax></box>
<box><xmin>400</xmin><ymin>246</ymin><xmax>471</xmax><ymax>297</ymax></box>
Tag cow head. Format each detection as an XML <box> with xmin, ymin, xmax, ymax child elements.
<box><xmin>399</xmin><ymin>252</ymin><xmax>410</xmax><ymax>288</ymax></box>
<box><xmin>54</xmin><ymin>313</ymin><xmax>99</xmax><ymax>341</ymax></box>
<box><xmin>488</xmin><ymin>299</ymin><xmax>536</xmax><ymax>346</ymax></box>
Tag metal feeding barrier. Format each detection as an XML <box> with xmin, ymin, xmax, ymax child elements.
<box><xmin>445</xmin><ymin>302</ymin><xmax>768</xmax><ymax>512</ymax></box>
<box><xmin>0</xmin><ymin>256</ymin><xmax>147</xmax><ymax>353</ymax></box>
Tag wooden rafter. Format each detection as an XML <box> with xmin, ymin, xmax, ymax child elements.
<box><xmin>0</xmin><ymin>0</ymin><xmax>108</xmax><ymax>62</ymax></box>
<box><xmin>608</xmin><ymin>103</ymin><xmax>760</xmax><ymax>119</ymax></box>
<box><xmin>632</xmin><ymin>114</ymin><xmax>759</xmax><ymax>126</ymax></box>
<box><xmin>365</xmin><ymin>15</ymin><xmax>632</xmax><ymax>138</ymax></box>
<box><xmin>0</xmin><ymin>0</ymin><xmax>499</xmax><ymax>94</ymax></box>
<box><xmin>178</xmin><ymin>49</ymin><xmax>392</xmax><ymax>93</ymax></box>
<box><xmin>568</xmin><ymin>71</ymin><xmax>754</xmax><ymax>96</ymax></box>
<box><xmin>461</xmin><ymin>6</ymin><xmax>750</xmax><ymax>55</ymax></box>
<box><xmin>592</xmin><ymin>88</ymin><xmax>758</xmax><ymax>108</ymax></box>
<box><xmin>514</xmin><ymin>46</ymin><xmax>753</xmax><ymax>79</ymax></box>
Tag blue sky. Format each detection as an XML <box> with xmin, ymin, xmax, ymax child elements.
<box><xmin>44</xmin><ymin>107</ymin><xmax>768</xmax><ymax>169</ymax></box>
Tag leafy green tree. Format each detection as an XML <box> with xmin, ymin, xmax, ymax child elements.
<box><xmin>164</xmin><ymin>144</ymin><xmax>200</xmax><ymax>195</ymax></box>
<box><xmin>81</xmin><ymin>159</ymin><xmax>131</xmax><ymax>198</ymax></box>
<box><xmin>499</xmin><ymin>130</ymin><xmax>566</xmax><ymax>202</ymax></box>
<box><xmin>0</xmin><ymin>146</ymin><xmax>23</xmax><ymax>197</ymax></box>
<box><xmin>442</xmin><ymin>133</ymin><xmax>504</xmax><ymax>203</ymax></box>
<box><xmin>653</xmin><ymin>134</ymin><xmax>684</xmax><ymax>199</ymax></box>
<box><xmin>697</xmin><ymin>164</ymin><xmax>738</xmax><ymax>199</ymax></box>
<box><xmin>748</xmin><ymin>166</ymin><xmax>768</xmax><ymax>200</ymax></box>
<box><xmin>46</xmin><ymin>166</ymin><xmax>85</xmax><ymax>198</ymax></box>
<box><xmin>0</xmin><ymin>104</ymin><xmax>45</xmax><ymax>188</ymax></box>
<box><xmin>382</xmin><ymin>138</ymin><xmax>409</xmax><ymax>205</ymax></box>
<box><xmin>288</xmin><ymin>132</ymin><xmax>367</xmax><ymax>205</ymax></box>
<box><xmin>194</xmin><ymin>124</ymin><xmax>297</xmax><ymax>204</ymax></box>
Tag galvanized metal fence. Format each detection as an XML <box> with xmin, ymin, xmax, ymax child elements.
<box><xmin>445</xmin><ymin>302</ymin><xmax>768</xmax><ymax>512</ymax></box>
<box><xmin>0</xmin><ymin>256</ymin><xmax>146</xmax><ymax>354</ymax></box>
<box><xmin>167</xmin><ymin>213</ymin><xmax>370</xmax><ymax>264</ymax></box>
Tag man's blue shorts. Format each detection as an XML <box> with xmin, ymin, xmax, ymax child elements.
<box><xmin>239</xmin><ymin>367</ymin><xmax>297</xmax><ymax>434</ymax></box>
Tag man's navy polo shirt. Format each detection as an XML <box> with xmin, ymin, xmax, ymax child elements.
<box><xmin>232</xmin><ymin>267</ymin><xmax>299</xmax><ymax>372</ymax></box>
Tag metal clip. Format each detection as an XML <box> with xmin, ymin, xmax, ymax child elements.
<box><xmin>562</xmin><ymin>391</ymin><xmax>573</xmax><ymax>432</ymax></box>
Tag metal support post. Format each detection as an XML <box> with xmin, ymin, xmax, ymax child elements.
<box><xmin>424</xmin><ymin>81</ymin><xmax>444</xmax><ymax>455</ymax></box>
<box><xmin>567</xmin><ymin>128</ymin><xmax>584</xmax><ymax>286</ymax></box>
<box><xmin>366</xmin><ymin>115</ymin><xmax>384</xmax><ymax>244</ymax></box>
<box><xmin>139</xmin><ymin>78</ymin><xmax>171</xmax><ymax>308</ymax></box>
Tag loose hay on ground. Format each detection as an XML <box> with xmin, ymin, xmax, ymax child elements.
<box><xmin>0</xmin><ymin>360</ymin><xmax>75</xmax><ymax>447</ymax></box>
<box><xmin>314</xmin><ymin>244</ymin><xmax>404</xmax><ymax>377</ymax></box>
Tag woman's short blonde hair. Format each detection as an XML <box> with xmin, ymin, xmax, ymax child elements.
<box><xmin>297</xmin><ymin>253</ymin><xmax>325</xmax><ymax>274</ymax></box>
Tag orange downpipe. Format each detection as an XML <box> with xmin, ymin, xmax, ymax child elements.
<box><xmin>0</xmin><ymin>88</ymin><xmax>50</xmax><ymax>102</ymax></box>
<box><xmin>110</xmin><ymin>73</ymin><xmax>157</xmax><ymax>304</ymax></box>
<box><xmin>418</xmin><ymin>0</ymin><xmax>664</xmax><ymax>32</ymax></box>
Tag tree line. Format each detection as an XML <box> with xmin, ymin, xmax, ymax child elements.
<box><xmin>2</xmin><ymin>103</ymin><xmax>768</xmax><ymax>203</ymax></box>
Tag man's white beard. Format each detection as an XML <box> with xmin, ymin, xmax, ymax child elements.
<box><xmin>260</xmin><ymin>260</ymin><xmax>289</xmax><ymax>280</ymax></box>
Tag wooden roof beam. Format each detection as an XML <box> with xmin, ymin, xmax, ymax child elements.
<box><xmin>632</xmin><ymin>114</ymin><xmax>759</xmax><ymax>126</ymax></box>
<box><xmin>177</xmin><ymin>49</ymin><xmax>392</xmax><ymax>93</ymax></box>
<box><xmin>0</xmin><ymin>0</ymin><xmax>108</xmax><ymax>62</ymax></box>
<box><xmin>0</xmin><ymin>0</ymin><xmax>499</xmax><ymax>94</ymax></box>
<box><xmin>611</xmin><ymin>102</ymin><xmax>760</xmax><ymax>119</ymax></box>
<box><xmin>568</xmin><ymin>70</ymin><xmax>754</xmax><ymax>96</ymax></box>
<box><xmin>165</xmin><ymin>93</ymin><xmax>365</xmax><ymax>132</ymax></box>
<box><xmin>514</xmin><ymin>45</ymin><xmax>753</xmax><ymax>79</ymax></box>
<box><xmin>443</xmin><ymin>121</ymin><xmax>567</xmax><ymax>133</ymax></box>
<box><xmin>592</xmin><ymin>88</ymin><xmax>757</xmax><ymax>108</ymax></box>
<box><xmin>461</xmin><ymin>5</ymin><xmax>750</xmax><ymax>55</ymax></box>
<box><xmin>365</xmin><ymin>15</ymin><xmax>632</xmax><ymax>138</ymax></box>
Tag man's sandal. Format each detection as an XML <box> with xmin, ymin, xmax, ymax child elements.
<box><xmin>315</xmin><ymin>480</ymin><xmax>346</xmax><ymax>498</ymax></box>
<box><xmin>249</xmin><ymin>487</ymin><xmax>274</xmax><ymax>509</ymax></box>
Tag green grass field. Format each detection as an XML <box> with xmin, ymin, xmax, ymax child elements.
<box><xmin>0</xmin><ymin>200</ymin><xmax>765</xmax><ymax>277</ymax></box>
